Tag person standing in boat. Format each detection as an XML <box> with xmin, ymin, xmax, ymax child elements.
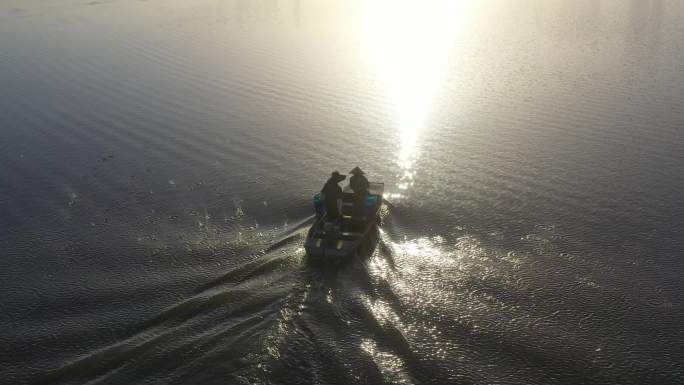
<box><xmin>321</xmin><ymin>171</ymin><xmax>345</xmax><ymax>222</ymax></box>
<box><xmin>349</xmin><ymin>166</ymin><xmax>369</xmax><ymax>217</ymax></box>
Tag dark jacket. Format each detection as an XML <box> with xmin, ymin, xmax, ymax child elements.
<box><xmin>350</xmin><ymin>174</ymin><xmax>369</xmax><ymax>195</ymax></box>
<box><xmin>321</xmin><ymin>179</ymin><xmax>342</xmax><ymax>220</ymax></box>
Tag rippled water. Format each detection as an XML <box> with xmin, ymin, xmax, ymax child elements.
<box><xmin>1</xmin><ymin>1</ymin><xmax>683</xmax><ymax>384</ymax></box>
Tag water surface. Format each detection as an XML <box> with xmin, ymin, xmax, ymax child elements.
<box><xmin>1</xmin><ymin>1</ymin><xmax>683</xmax><ymax>384</ymax></box>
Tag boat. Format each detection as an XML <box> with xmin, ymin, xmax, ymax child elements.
<box><xmin>304</xmin><ymin>179</ymin><xmax>384</xmax><ymax>263</ymax></box>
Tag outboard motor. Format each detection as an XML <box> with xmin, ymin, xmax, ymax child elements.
<box><xmin>365</xmin><ymin>195</ymin><xmax>378</xmax><ymax>217</ymax></box>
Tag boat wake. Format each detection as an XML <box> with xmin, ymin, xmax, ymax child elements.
<box><xmin>27</xmin><ymin>201</ymin><xmax>682</xmax><ymax>385</ymax></box>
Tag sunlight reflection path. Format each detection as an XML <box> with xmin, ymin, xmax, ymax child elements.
<box><xmin>367</xmin><ymin>0</ymin><xmax>460</xmax><ymax>197</ymax></box>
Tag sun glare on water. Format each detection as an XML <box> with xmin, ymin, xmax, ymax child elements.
<box><xmin>366</xmin><ymin>0</ymin><xmax>461</xmax><ymax>195</ymax></box>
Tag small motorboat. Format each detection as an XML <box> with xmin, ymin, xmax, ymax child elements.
<box><xmin>304</xmin><ymin>179</ymin><xmax>384</xmax><ymax>263</ymax></box>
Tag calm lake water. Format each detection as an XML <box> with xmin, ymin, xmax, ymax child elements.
<box><xmin>1</xmin><ymin>1</ymin><xmax>683</xmax><ymax>384</ymax></box>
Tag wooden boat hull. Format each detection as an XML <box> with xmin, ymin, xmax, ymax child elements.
<box><xmin>305</xmin><ymin>182</ymin><xmax>383</xmax><ymax>264</ymax></box>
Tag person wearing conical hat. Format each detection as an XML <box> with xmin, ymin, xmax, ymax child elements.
<box><xmin>349</xmin><ymin>167</ymin><xmax>369</xmax><ymax>194</ymax></box>
<box><xmin>321</xmin><ymin>171</ymin><xmax>345</xmax><ymax>222</ymax></box>
<box><xmin>349</xmin><ymin>166</ymin><xmax>369</xmax><ymax>218</ymax></box>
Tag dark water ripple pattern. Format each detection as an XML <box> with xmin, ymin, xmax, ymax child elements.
<box><xmin>1</xmin><ymin>1</ymin><xmax>683</xmax><ymax>384</ymax></box>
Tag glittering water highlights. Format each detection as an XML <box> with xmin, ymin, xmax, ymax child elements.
<box><xmin>367</xmin><ymin>0</ymin><xmax>460</xmax><ymax>197</ymax></box>
<box><xmin>1</xmin><ymin>1</ymin><xmax>683</xmax><ymax>384</ymax></box>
